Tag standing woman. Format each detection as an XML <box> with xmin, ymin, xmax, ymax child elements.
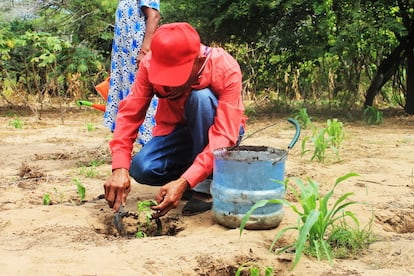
<box><xmin>104</xmin><ymin>0</ymin><xmax>160</xmax><ymax>145</ymax></box>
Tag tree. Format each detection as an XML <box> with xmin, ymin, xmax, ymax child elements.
<box><xmin>364</xmin><ymin>0</ymin><xmax>414</xmax><ymax>113</ymax></box>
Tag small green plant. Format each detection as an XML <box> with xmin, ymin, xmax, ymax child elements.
<box><xmin>327</xmin><ymin>213</ymin><xmax>377</xmax><ymax>259</ymax></box>
<box><xmin>53</xmin><ymin>187</ymin><xmax>65</xmax><ymax>204</ymax></box>
<box><xmin>89</xmin><ymin>159</ymin><xmax>105</xmax><ymax>167</ymax></box>
<box><xmin>294</xmin><ymin>107</ymin><xmax>312</xmax><ymax>129</ymax></box>
<box><xmin>86</xmin><ymin>122</ymin><xmax>96</xmax><ymax>131</ymax></box>
<box><xmin>42</xmin><ymin>187</ymin><xmax>70</xmax><ymax>205</ymax></box>
<box><xmin>136</xmin><ymin>199</ymin><xmax>160</xmax><ymax>238</ymax></box>
<box><xmin>43</xmin><ymin>193</ymin><xmax>51</xmax><ymax>205</ymax></box>
<box><xmin>8</xmin><ymin>117</ymin><xmax>24</xmax><ymax>129</ymax></box>
<box><xmin>301</xmin><ymin>118</ymin><xmax>344</xmax><ymax>162</ymax></box>
<box><xmin>363</xmin><ymin>106</ymin><xmax>383</xmax><ymax>125</ymax></box>
<box><xmin>325</xmin><ymin>118</ymin><xmax>344</xmax><ymax>159</ymax></box>
<box><xmin>73</xmin><ymin>178</ymin><xmax>86</xmax><ymax>202</ymax></box>
<box><xmin>236</xmin><ymin>262</ymin><xmax>274</xmax><ymax>276</ymax></box>
<box><xmin>78</xmin><ymin>160</ymin><xmax>104</xmax><ymax>178</ymax></box>
<box><xmin>301</xmin><ymin>128</ymin><xmax>328</xmax><ymax>162</ymax></box>
<box><xmin>240</xmin><ymin>173</ymin><xmax>373</xmax><ymax>269</ymax></box>
<box><xmin>79</xmin><ymin>165</ymin><xmax>98</xmax><ymax>178</ymax></box>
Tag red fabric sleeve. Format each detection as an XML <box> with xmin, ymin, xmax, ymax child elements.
<box><xmin>181</xmin><ymin>54</ymin><xmax>246</xmax><ymax>187</ymax></box>
<box><xmin>110</xmin><ymin>61</ymin><xmax>153</xmax><ymax>170</ymax></box>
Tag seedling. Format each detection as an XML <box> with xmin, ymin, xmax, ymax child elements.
<box><xmin>294</xmin><ymin>108</ymin><xmax>312</xmax><ymax>129</ymax></box>
<box><xmin>89</xmin><ymin>159</ymin><xmax>105</xmax><ymax>167</ymax></box>
<box><xmin>8</xmin><ymin>117</ymin><xmax>24</xmax><ymax>129</ymax></box>
<box><xmin>53</xmin><ymin>187</ymin><xmax>65</xmax><ymax>204</ymax></box>
<box><xmin>240</xmin><ymin>173</ymin><xmax>374</xmax><ymax>269</ymax></box>
<box><xmin>78</xmin><ymin>160</ymin><xmax>104</xmax><ymax>178</ymax></box>
<box><xmin>43</xmin><ymin>193</ymin><xmax>51</xmax><ymax>205</ymax></box>
<box><xmin>73</xmin><ymin>178</ymin><xmax>86</xmax><ymax>202</ymax></box>
<box><xmin>301</xmin><ymin>118</ymin><xmax>344</xmax><ymax>162</ymax></box>
<box><xmin>236</xmin><ymin>262</ymin><xmax>274</xmax><ymax>276</ymax></box>
<box><xmin>301</xmin><ymin>128</ymin><xmax>328</xmax><ymax>162</ymax></box>
<box><xmin>326</xmin><ymin>118</ymin><xmax>344</xmax><ymax>149</ymax></box>
<box><xmin>136</xmin><ymin>199</ymin><xmax>161</xmax><ymax>238</ymax></box>
<box><xmin>79</xmin><ymin>165</ymin><xmax>98</xmax><ymax>178</ymax></box>
<box><xmin>86</xmin><ymin>122</ymin><xmax>96</xmax><ymax>132</ymax></box>
<box><xmin>42</xmin><ymin>187</ymin><xmax>65</xmax><ymax>205</ymax></box>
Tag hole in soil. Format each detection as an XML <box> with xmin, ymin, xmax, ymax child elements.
<box><xmin>376</xmin><ymin>209</ymin><xmax>414</xmax><ymax>233</ymax></box>
<box><xmin>194</xmin><ymin>254</ymin><xmax>283</xmax><ymax>276</ymax></box>
<box><xmin>98</xmin><ymin>213</ymin><xmax>185</xmax><ymax>238</ymax></box>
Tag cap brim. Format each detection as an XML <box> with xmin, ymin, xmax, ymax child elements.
<box><xmin>148</xmin><ymin>58</ymin><xmax>193</xmax><ymax>87</ymax></box>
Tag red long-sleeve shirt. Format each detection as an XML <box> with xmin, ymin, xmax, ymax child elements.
<box><xmin>110</xmin><ymin>45</ymin><xmax>246</xmax><ymax>188</ymax></box>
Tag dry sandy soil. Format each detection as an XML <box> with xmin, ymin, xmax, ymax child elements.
<box><xmin>0</xmin><ymin>105</ymin><xmax>413</xmax><ymax>276</ymax></box>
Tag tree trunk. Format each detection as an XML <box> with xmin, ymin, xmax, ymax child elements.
<box><xmin>404</xmin><ymin>45</ymin><xmax>414</xmax><ymax>114</ymax></box>
<box><xmin>364</xmin><ymin>42</ymin><xmax>406</xmax><ymax>107</ymax></box>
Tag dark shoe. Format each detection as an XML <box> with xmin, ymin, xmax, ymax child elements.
<box><xmin>182</xmin><ymin>197</ymin><xmax>212</xmax><ymax>216</ymax></box>
<box><xmin>181</xmin><ymin>190</ymin><xmax>194</xmax><ymax>201</ymax></box>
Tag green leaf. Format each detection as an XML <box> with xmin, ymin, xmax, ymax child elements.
<box><xmin>43</xmin><ymin>193</ymin><xmax>51</xmax><ymax>205</ymax></box>
<box><xmin>334</xmin><ymin>173</ymin><xmax>359</xmax><ymax>187</ymax></box>
<box><xmin>269</xmin><ymin>226</ymin><xmax>297</xmax><ymax>252</ymax></box>
<box><xmin>240</xmin><ymin>199</ymin><xmax>270</xmax><ymax>236</ymax></box>
<box><xmin>292</xmin><ymin>209</ymin><xmax>319</xmax><ymax>269</ymax></box>
<box><xmin>321</xmin><ymin>239</ymin><xmax>333</xmax><ymax>265</ymax></box>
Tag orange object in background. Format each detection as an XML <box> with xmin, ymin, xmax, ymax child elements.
<box><xmin>77</xmin><ymin>100</ymin><xmax>106</xmax><ymax>112</ymax></box>
<box><xmin>95</xmin><ymin>77</ymin><xmax>110</xmax><ymax>101</ymax></box>
<box><xmin>76</xmin><ymin>76</ymin><xmax>110</xmax><ymax>113</ymax></box>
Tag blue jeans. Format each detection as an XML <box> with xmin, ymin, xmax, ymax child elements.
<box><xmin>129</xmin><ymin>88</ymin><xmax>243</xmax><ymax>192</ymax></box>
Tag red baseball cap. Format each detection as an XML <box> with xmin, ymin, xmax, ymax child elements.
<box><xmin>148</xmin><ymin>22</ymin><xmax>201</xmax><ymax>87</ymax></box>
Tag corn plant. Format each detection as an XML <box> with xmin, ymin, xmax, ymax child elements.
<box><xmin>294</xmin><ymin>107</ymin><xmax>312</xmax><ymax>129</ymax></box>
<box><xmin>240</xmin><ymin>173</ymin><xmax>366</xmax><ymax>269</ymax></box>
<box><xmin>301</xmin><ymin>118</ymin><xmax>344</xmax><ymax>162</ymax></box>
<box><xmin>325</xmin><ymin>118</ymin><xmax>344</xmax><ymax>160</ymax></box>
<box><xmin>72</xmin><ymin>178</ymin><xmax>86</xmax><ymax>202</ymax></box>
<box><xmin>236</xmin><ymin>262</ymin><xmax>274</xmax><ymax>276</ymax></box>
<box><xmin>301</xmin><ymin>128</ymin><xmax>329</xmax><ymax>162</ymax></box>
<box><xmin>363</xmin><ymin>106</ymin><xmax>383</xmax><ymax>125</ymax></box>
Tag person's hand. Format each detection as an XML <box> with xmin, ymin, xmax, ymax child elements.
<box><xmin>104</xmin><ymin>168</ymin><xmax>131</xmax><ymax>212</ymax></box>
<box><xmin>136</xmin><ymin>50</ymin><xmax>147</xmax><ymax>65</ymax></box>
<box><xmin>151</xmin><ymin>177</ymin><xmax>189</xmax><ymax>218</ymax></box>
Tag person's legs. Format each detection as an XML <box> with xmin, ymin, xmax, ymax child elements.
<box><xmin>182</xmin><ymin>88</ymin><xmax>246</xmax><ymax>215</ymax></box>
<box><xmin>129</xmin><ymin>87</ymin><xmax>217</xmax><ymax>188</ymax></box>
<box><xmin>130</xmin><ymin>88</ymin><xmax>244</xmax><ymax>215</ymax></box>
<box><xmin>184</xmin><ymin>88</ymin><xmax>245</xmax><ymax>193</ymax></box>
<box><xmin>130</xmin><ymin>126</ymin><xmax>193</xmax><ymax>185</ymax></box>
<box><xmin>184</xmin><ymin>88</ymin><xmax>217</xmax><ymax>194</ymax></box>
